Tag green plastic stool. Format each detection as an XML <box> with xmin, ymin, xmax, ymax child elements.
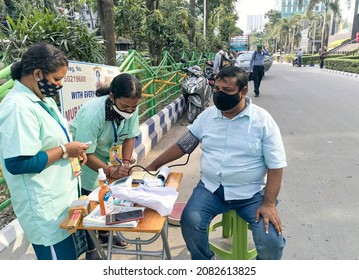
<box><xmin>209</xmin><ymin>210</ymin><xmax>257</xmax><ymax>260</ymax></box>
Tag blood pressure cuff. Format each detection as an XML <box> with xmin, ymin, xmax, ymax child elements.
<box><xmin>176</xmin><ymin>131</ymin><xmax>199</xmax><ymax>154</ymax></box>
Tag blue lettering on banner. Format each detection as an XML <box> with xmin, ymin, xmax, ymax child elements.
<box><xmin>71</xmin><ymin>91</ymin><xmax>84</xmax><ymax>99</ymax></box>
<box><xmin>84</xmin><ymin>91</ymin><xmax>95</xmax><ymax>98</ymax></box>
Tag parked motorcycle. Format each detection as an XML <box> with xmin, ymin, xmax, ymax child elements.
<box><xmin>204</xmin><ymin>59</ymin><xmax>215</xmax><ymax>93</ymax></box>
<box><xmin>180</xmin><ymin>59</ymin><xmax>212</xmax><ymax>123</ymax></box>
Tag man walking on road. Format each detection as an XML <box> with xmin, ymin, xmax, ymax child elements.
<box><xmin>249</xmin><ymin>44</ymin><xmax>269</xmax><ymax>97</ymax></box>
<box><xmin>297</xmin><ymin>49</ymin><xmax>303</xmax><ymax>67</ymax></box>
<box><xmin>146</xmin><ymin>66</ymin><xmax>287</xmax><ymax>260</ymax></box>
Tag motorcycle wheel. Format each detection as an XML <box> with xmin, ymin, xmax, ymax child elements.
<box><xmin>187</xmin><ymin>102</ymin><xmax>201</xmax><ymax>123</ymax></box>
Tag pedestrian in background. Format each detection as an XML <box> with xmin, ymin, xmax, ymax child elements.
<box><xmin>297</xmin><ymin>49</ymin><xmax>303</xmax><ymax>67</ymax></box>
<box><xmin>319</xmin><ymin>47</ymin><xmax>327</xmax><ymax>69</ymax></box>
<box><xmin>0</xmin><ymin>42</ymin><xmax>90</xmax><ymax>260</ymax></box>
<box><xmin>249</xmin><ymin>44</ymin><xmax>269</xmax><ymax>97</ymax></box>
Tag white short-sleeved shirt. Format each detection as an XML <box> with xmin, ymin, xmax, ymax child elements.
<box><xmin>70</xmin><ymin>95</ymin><xmax>140</xmax><ymax>191</ymax></box>
<box><xmin>0</xmin><ymin>81</ymin><xmax>78</xmax><ymax>246</ymax></box>
<box><xmin>188</xmin><ymin>97</ymin><xmax>287</xmax><ymax>200</ymax></box>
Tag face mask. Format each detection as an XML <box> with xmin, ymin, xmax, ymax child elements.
<box><xmin>213</xmin><ymin>90</ymin><xmax>241</xmax><ymax>111</ymax></box>
<box><xmin>112</xmin><ymin>104</ymin><xmax>133</xmax><ymax>119</ymax></box>
<box><xmin>37</xmin><ymin>77</ymin><xmax>63</xmax><ymax>97</ymax></box>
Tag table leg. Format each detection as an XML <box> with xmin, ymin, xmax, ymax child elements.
<box><xmin>160</xmin><ymin>219</ymin><xmax>172</xmax><ymax>260</ymax></box>
<box><xmin>107</xmin><ymin>231</ymin><xmax>114</xmax><ymax>260</ymax></box>
<box><xmin>88</xmin><ymin>230</ymin><xmax>107</xmax><ymax>260</ymax></box>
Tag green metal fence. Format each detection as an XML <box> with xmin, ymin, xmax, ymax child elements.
<box><xmin>0</xmin><ymin>49</ymin><xmax>215</xmax><ymax>214</ymax></box>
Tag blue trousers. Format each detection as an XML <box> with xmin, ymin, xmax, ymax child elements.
<box><xmin>180</xmin><ymin>181</ymin><xmax>286</xmax><ymax>260</ymax></box>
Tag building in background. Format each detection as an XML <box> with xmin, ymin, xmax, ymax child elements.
<box><xmin>328</xmin><ymin>0</ymin><xmax>359</xmax><ymax>47</ymax></box>
<box><xmin>246</xmin><ymin>14</ymin><xmax>264</xmax><ymax>32</ymax></box>
<box><xmin>279</xmin><ymin>0</ymin><xmax>323</xmax><ymax>18</ymax></box>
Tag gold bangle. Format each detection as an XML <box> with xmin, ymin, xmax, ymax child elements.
<box><xmin>110</xmin><ymin>166</ymin><xmax>119</xmax><ymax>178</ymax></box>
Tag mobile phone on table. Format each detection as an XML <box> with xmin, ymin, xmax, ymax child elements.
<box><xmin>105</xmin><ymin>210</ymin><xmax>144</xmax><ymax>225</ymax></box>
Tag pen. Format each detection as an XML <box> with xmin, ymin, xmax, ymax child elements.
<box><xmin>83</xmin><ymin>141</ymin><xmax>92</xmax><ymax>145</ymax></box>
<box><xmin>115</xmin><ymin>157</ymin><xmax>123</xmax><ymax>165</ymax></box>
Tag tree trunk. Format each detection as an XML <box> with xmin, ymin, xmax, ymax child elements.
<box><xmin>321</xmin><ymin>12</ymin><xmax>327</xmax><ymax>51</ymax></box>
<box><xmin>146</xmin><ymin>0</ymin><xmax>163</xmax><ymax>65</ymax></box>
<box><xmin>189</xmin><ymin>0</ymin><xmax>196</xmax><ymax>43</ymax></box>
<box><xmin>97</xmin><ymin>0</ymin><xmax>116</xmax><ymax>66</ymax></box>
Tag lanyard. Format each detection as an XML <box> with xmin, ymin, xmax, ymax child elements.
<box><xmin>111</xmin><ymin>121</ymin><xmax>118</xmax><ymax>144</ymax></box>
<box><xmin>37</xmin><ymin>101</ymin><xmax>70</xmax><ymax>142</ymax></box>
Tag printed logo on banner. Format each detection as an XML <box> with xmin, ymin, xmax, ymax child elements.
<box><xmin>59</xmin><ymin>61</ymin><xmax>121</xmax><ymax>124</ymax></box>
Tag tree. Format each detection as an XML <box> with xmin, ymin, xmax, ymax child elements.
<box><xmin>264</xmin><ymin>9</ymin><xmax>282</xmax><ymax>53</ymax></box>
<box><xmin>188</xmin><ymin>0</ymin><xmax>196</xmax><ymax>43</ymax></box>
<box><xmin>114</xmin><ymin>0</ymin><xmax>147</xmax><ymax>50</ymax></box>
<box><xmin>299</xmin><ymin>0</ymin><xmax>340</xmax><ymax>51</ymax></box>
<box><xmin>145</xmin><ymin>0</ymin><xmax>164</xmax><ymax>65</ymax></box>
<box><xmin>97</xmin><ymin>0</ymin><xmax>116</xmax><ymax>65</ymax></box>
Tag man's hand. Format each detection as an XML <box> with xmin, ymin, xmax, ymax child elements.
<box><xmin>255</xmin><ymin>204</ymin><xmax>284</xmax><ymax>235</ymax></box>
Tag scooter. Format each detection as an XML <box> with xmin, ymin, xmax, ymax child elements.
<box><xmin>180</xmin><ymin>59</ymin><xmax>212</xmax><ymax>123</ymax></box>
<box><xmin>204</xmin><ymin>59</ymin><xmax>215</xmax><ymax>101</ymax></box>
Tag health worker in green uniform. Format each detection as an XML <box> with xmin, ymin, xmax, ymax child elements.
<box><xmin>0</xmin><ymin>42</ymin><xmax>90</xmax><ymax>260</ymax></box>
<box><xmin>70</xmin><ymin>73</ymin><xmax>142</xmax><ymax>259</ymax></box>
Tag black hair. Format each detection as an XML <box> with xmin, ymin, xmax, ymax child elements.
<box><xmin>96</xmin><ymin>73</ymin><xmax>142</xmax><ymax>99</ymax></box>
<box><xmin>216</xmin><ymin>45</ymin><xmax>222</xmax><ymax>50</ymax></box>
<box><xmin>10</xmin><ymin>42</ymin><xmax>68</xmax><ymax>81</ymax></box>
<box><xmin>215</xmin><ymin>66</ymin><xmax>248</xmax><ymax>90</ymax></box>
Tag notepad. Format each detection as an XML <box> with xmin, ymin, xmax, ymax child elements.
<box><xmin>131</xmin><ymin>171</ymin><xmax>156</xmax><ymax>180</ymax></box>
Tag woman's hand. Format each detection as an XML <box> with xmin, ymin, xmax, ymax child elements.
<box><xmin>64</xmin><ymin>142</ymin><xmax>90</xmax><ymax>165</ymax></box>
<box><xmin>109</xmin><ymin>165</ymin><xmax>131</xmax><ymax>179</ymax></box>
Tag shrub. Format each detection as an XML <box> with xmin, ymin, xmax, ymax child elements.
<box><xmin>0</xmin><ymin>8</ymin><xmax>105</xmax><ymax>65</ymax></box>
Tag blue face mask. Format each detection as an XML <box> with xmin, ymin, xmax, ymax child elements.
<box><xmin>37</xmin><ymin>77</ymin><xmax>63</xmax><ymax>97</ymax></box>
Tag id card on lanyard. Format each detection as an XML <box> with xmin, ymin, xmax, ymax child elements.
<box><xmin>109</xmin><ymin>121</ymin><xmax>123</xmax><ymax>166</ymax></box>
<box><xmin>38</xmin><ymin>101</ymin><xmax>82</xmax><ymax>177</ymax></box>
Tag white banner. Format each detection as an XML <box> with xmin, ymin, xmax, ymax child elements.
<box><xmin>59</xmin><ymin>61</ymin><xmax>120</xmax><ymax>124</ymax></box>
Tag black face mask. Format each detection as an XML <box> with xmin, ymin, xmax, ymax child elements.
<box><xmin>213</xmin><ymin>90</ymin><xmax>241</xmax><ymax>111</ymax></box>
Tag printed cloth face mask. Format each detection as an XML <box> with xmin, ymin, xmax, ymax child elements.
<box><xmin>37</xmin><ymin>77</ymin><xmax>63</xmax><ymax>97</ymax></box>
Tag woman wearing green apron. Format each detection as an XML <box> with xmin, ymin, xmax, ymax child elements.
<box><xmin>70</xmin><ymin>73</ymin><xmax>142</xmax><ymax>260</ymax></box>
<box><xmin>0</xmin><ymin>43</ymin><xmax>90</xmax><ymax>260</ymax></box>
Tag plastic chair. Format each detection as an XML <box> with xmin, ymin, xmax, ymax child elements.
<box><xmin>208</xmin><ymin>210</ymin><xmax>257</xmax><ymax>260</ymax></box>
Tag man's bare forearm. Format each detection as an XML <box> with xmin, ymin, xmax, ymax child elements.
<box><xmin>262</xmin><ymin>168</ymin><xmax>283</xmax><ymax>206</ymax></box>
<box><xmin>146</xmin><ymin>144</ymin><xmax>185</xmax><ymax>171</ymax></box>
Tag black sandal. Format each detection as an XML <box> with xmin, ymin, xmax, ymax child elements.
<box><xmin>98</xmin><ymin>233</ymin><xmax>129</xmax><ymax>249</ymax></box>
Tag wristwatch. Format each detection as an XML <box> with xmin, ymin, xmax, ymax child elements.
<box><xmin>60</xmin><ymin>144</ymin><xmax>69</xmax><ymax>159</ymax></box>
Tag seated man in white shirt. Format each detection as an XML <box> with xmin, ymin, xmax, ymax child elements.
<box><xmin>146</xmin><ymin>66</ymin><xmax>287</xmax><ymax>260</ymax></box>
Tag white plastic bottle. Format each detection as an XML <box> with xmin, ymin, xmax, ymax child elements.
<box><xmin>98</xmin><ymin>168</ymin><xmax>114</xmax><ymax>216</ymax></box>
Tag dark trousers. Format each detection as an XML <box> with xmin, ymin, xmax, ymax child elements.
<box><xmin>253</xmin><ymin>65</ymin><xmax>264</xmax><ymax>96</ymax></box>
<box><xmin>81</xmin><ymin>188</ymin><xmax>101</xmax><ymax>251</ymax></box>
<box><xmin>320</xmin><ymin>57</ymin><xmax>324</xmax><ymax>69</ymax></box>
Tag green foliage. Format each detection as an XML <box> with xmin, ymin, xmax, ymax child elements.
<box><xmin>325</xmin><ymin>57</ymin><xmax>359</xmax><ymax>74</ymax></box>
<box><xmin>0</xmin><ymin>7</ymin><xmax>105</xmax><ymax>64</ymax></box>
<box><xmin>114</xmin><ymin>0</ymin><xmax>147</xmax><ymax>50</ymax></box>
<box><xmin>328</xmin><ymin>38</ymin><xmax>350</xmax><ymax>49</ymax></box>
